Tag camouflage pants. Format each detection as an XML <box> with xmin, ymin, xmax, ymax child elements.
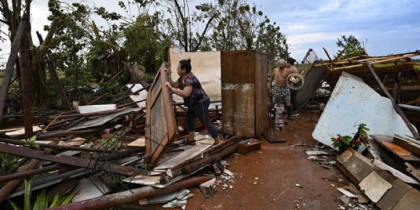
<box><xmin>272</xmin><ymin>85</ymin><xmax>290</xmax><ymax>104</ymax></box>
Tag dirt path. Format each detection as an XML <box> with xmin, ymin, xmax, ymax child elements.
<box><xmin>187</xmin><ymin>111</ymin><xmax>347</xmax><ymax>210</ymax></box>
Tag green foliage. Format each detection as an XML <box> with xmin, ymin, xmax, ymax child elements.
<box><xmin>331</xmin><ymin>123</ymin><xmax>370</xmax><ymax>151</ymax></box>
<box><xmin>123</xmin><ymin>13</ymin><xmax>169</xmax><ymax>73</ymax></box>
<box><xmin>335</xmin><ymin>35</ymin><xmax>366</xmax><ymax>59</ymax></box>
<box><xmin>0</xmin><ymin>153</ymin><xmax>18</xmax><ymax>177</ymax></box>
<box><xmin>210</xmin><ymin>0</ymin><xmax>287</xmax><ymax>63</ymax></box>
<box><xmin>24</xmin><ymin>136</ymin><xmax>39</xmax><ymax>149</ymax></box>
<box><xmin>9</xmin><ymin>179</ymin><xmax>77</xmax><ymax>210</ymax></box>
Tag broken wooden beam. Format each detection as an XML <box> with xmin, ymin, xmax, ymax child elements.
<box><xmin>0</xmin><ymin>137</ymin><xmax>127</xmax><ymax>153</ymax></box>
<box><xmin>11</xmin><ymin>127</ymin><xmax>104</xmax><ymax>139</ymax></box>
<box><xmin>393</xmin><ymin>135</ymin><xmax>420</xmax><ymax>156</ymax></box>
<box><xmin>0</xmin><ymin>163</ymin><xmax>63</xmax><ymax>183</ymax></box>
<box><xmin>159</xmin><ymin>136</ymin><xmax>240</xmax><ymax>184</ymax></box>
<box><xmin>48</xmin><ymin>176</ymin><xmax>212</xmax><ymax>210</ymax></box>
<box><xmin>405</xmin><ymin>163</ymin><xmax>420</xmax><ymax>182</ymax></box>
<box><xmin>0</xmin><ymin>13</ymin><xmax>29</xmax><ymax>122</ymax></box>
<box><xmin>0</xmin><ymin>143</ymin><xmax>148</xmax><ymax>176</ymax></box>
<box><xmin>0</xmin><ymin>147</ymin><xmax>144</xmax><ymax>183</ymax></box>
<box><xmin>0</xmin><ymin>138</ymin><xmax>58</xmax><ymax>203</ymax></box>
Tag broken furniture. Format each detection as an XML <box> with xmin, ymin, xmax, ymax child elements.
<box><xmin>221</xmin><ymin>50</ymin><xmax>269</xmax><ymax>138</ymax></box>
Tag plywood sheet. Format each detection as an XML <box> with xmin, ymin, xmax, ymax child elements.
<box><xmin>145</xmin><ymin>62</ymin><xmax>178</xmax><ymax>164</ymax></box>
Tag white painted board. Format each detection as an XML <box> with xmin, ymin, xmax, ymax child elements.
<box><xmin>78</xmin><ymin>104</ymin><xmax>117</xmax><ymax>114</ymax></box>
<box><xmin>127</xmin><ymin>84</ymin><xmax>147</xmax><ymax>108</ymax></box>
<box><xmin>312</xmin><ymin>72</ymin><xmax>412</xmax><ymax>150</ymax></box>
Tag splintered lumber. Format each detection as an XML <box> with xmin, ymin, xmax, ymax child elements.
<box><xmin>0</xmin><ymin>13</ymin><xmax>29</xmax><ymax>122</ymax></box>
<box><xmin>393</xmin><ymin>135</ymin><xmax>420</xmax><ymax>156</ymax></box>
<box><xmin>155</xmin><ymin>145</ymin><xmax>212</xmax><ymax>170</ymax></box>
<box><xmin>0</xmin><ymin>143</ymin><xmax>148</xmax><ymax>176</ymax></box>
<box><xmin>0</xmin><ymin>147</ymin><xmax>144</xmax><ymax>183</ymax></box>
<box><xmin>47</xmin><ymin>176</ymin><xmax>211</xmax><ymax>210</ymax></box>
<box><xmin>159</xmin><ymin>136</ymin><xmax>240</xmax><ymax>184</ymax></box>
<box><xmin>371</xmin><ymin>134</ymin><xmax>420</xmax><ymax>161</ymax></box>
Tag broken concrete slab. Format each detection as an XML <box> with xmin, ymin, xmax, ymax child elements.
<box><xmin>359</xmin><ymin>171</ymin><xmax>393</xmax><ymax>203</ymax></box>
<box><xmin>312</xmin><ymin>72</ymin><xmax>412</xmax><ymax>150</ymax></box>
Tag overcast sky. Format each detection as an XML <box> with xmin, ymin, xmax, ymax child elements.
<box><xmin>1</xmin><ymin>0</ymin><xmax>420</xmax><ymax>65</ymax></box>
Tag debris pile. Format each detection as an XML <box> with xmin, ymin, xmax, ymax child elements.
<box><xmin>0</xmin><ymin>62</ymin><xmax>241</xmax><ymax>209</ymax></box>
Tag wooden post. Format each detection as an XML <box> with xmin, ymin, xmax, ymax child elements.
<box><xmin>0</xmin><ymin>14</ymin><xmax>29</xmax><ymax>122</ymax></box>
<box><xmin>19</xmin><ymin>27</ymin><xmax>33</xmax><ymax>139</ymax></box>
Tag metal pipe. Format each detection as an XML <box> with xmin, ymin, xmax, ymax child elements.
<box><xmin>47</xmin><ymin>176</ymin><xmax>212</xmax><ymax>210</ymax></box>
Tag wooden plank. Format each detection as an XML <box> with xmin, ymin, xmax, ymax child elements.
<box><xmin>371</xmin><ymin>134</ymin><xmax>420</xmax><ymax>161</ymax></box>
<box><xmin>78</xmin><ymin>104</ymin><xmax>117</xmax><ymax>114</ymax></box>
<box><xmin>394</xmin><ymin>134</ymin><xmax>420</xmax><ymax>145</ymax></box>
<box><xmin>145</xmin><ymin>62</ymin><xmax>178</xmax><ymax>164</ymax></box>
<box><xmin>255</xmin><ymin>52</ymin><xmax>269</xmax><ymax>137</ymax></box>
<box><xmin>155</xmin><ymin>145</ymin><xmax>211</xmax><ymax>170</ymax></box>
<box><xmin>0</xmin><ymin>143</ymin><xmax>148</xmax><ymax>176</ymax></box>
<box><xmin>405</xmin><ymin>162</ymin><xmax>420</xmax><ymax>182</ymax></box>
<box><xmin>393</xmin><ymin>136</ymin><xmax>420</xmax><ymax>156</ymax></box>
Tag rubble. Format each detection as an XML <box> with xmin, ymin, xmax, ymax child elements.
<box><xmin>0</xmin><ymin>43</ymin><xmax>419</xmax><ymax>210</ymax></box>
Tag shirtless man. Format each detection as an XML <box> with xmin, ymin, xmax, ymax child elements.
<box><xmin>269</xmin><ymin>59</ymin><xmax>298</xmax><ymax>120</ymax></box>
